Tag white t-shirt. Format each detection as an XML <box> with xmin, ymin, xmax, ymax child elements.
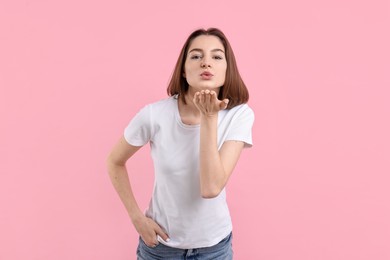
<box><xmin>124</xmin><ymin>95</ymin><xmax>254</xmax><ymax>249</ymax></box>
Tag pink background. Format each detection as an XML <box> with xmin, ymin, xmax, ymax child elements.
<box><xmin>1</xmin><ymin>0</ymin><xmax>389</xmax><ymax>259</ymax></box>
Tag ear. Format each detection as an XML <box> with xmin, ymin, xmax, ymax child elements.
<box><xmin>182</xmin><ymin>72</ymin><xmax>186</xmax><ymax>78</ymax></box>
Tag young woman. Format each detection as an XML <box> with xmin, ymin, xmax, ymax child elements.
<box><xmin>107</xmin><ymin>28</ymin><xmax>254</xmax><ymax>260</ymax></box>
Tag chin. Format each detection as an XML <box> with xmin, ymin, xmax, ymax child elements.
<box><xmin>193</xmin><ymin>83</ymin><xmax>221</xmax><ymax>90</ymax></box>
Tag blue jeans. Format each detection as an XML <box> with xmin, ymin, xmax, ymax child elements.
<box><xmin>136</xmin><ymin>232</ymin><xmax>233</xmax><ymax>260</ymax></box>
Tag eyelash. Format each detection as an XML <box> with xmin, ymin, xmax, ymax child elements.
<box><xmin>190</xmin><ymin>55</ymin><xmax>202</xmax><ymax>60</ymax></box>
<box><xmin>190</xmin><ymin>55</ymin><xmax>223</xmax><ymax>60</ymax></box>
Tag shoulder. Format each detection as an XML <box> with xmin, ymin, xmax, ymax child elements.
<box><xmin>144</xmin><ymin>96</ymin><xmax>176</xmax><ymax>112</ymax></box>
<box><xmin>133</xmin><ymin>96</ymin><xmax>176</xmax><ymax>118</ymax></box>
<box><xmin>230</xmin><ymin>103</ymin><xmax>253</xmax><ymax>113</ymax></box>
<box><xmin>224</xmin><ymin>103</ymin><xmax>254</xmax><ymax>121</ymax></box>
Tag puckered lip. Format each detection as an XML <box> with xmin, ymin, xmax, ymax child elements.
<box><xmin>200</xmin><ymin>71</ymin><xmax>214</xmax><ymax>76</ymax></box>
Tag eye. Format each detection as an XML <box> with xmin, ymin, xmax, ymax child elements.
<box><xmin>213</xmin><ymin>55</ymin><xmax>223</xmax><ymax>60</ymax></box>
<box><xmin>190</xmin><ymin>54</ymin><xmax>202</xmax><ymax>60</ymax></box>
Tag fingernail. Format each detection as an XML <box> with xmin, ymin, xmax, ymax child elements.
<box><xmin>166</xmin><ymin>238</ymin><xmax>170</xmax><ymax>242</ymax></box>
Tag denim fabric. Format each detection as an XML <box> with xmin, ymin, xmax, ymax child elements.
<box><xmin>136</xmin><ymin>232</ymin><xmax>233</xmax><ymax>260</ymax></box>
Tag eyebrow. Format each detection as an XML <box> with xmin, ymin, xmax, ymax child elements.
<box><xmin>188</xmin><ymin>48</ymin><xmax>225</xmax><ymax>53</ymax></box>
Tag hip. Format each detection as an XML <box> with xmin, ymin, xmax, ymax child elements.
<box><xmin>137</xmin><ymin>232</ymin><xmax>233</xmax><ymax>260</ymax></box>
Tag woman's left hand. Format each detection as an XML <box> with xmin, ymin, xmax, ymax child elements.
<box><xmin>193</xmin><ymin>90</ymin><xmax>229</xmax><ymax>116</ymax></box>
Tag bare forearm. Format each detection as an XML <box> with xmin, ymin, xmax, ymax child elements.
<box><xmin>199</xmin><ymin>115</ymin><xmax>227</xmax><ymax>198</ymax></box>
<box><xmin>107</xmin><ymin>162</ymin><xmax>143</xmax><ymax>221</ymax></box>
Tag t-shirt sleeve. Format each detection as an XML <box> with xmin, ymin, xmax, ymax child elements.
<box><xmin>123</xmin><ymin>104</ymin><xmax>153</xmax><ymax>146</ymax></box>
<box><xmin>225</xmin><ymin>105</ymin><xmax>255</xmax><ymax>148</ymax></box>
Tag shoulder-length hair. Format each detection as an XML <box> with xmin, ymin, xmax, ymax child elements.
<box><xmin>166</xmin><ymin>28</ymin><xmax>249</xmax><ymax>109</ymax></box>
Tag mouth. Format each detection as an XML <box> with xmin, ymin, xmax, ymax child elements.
<box><xmin>200</xmin><ymin>71</ymin><xmax>214</xmax><ymax>77</ymax></box>
<box><xmin>200</xmin><ymin>71</ymin><xmax>214</xmax><ymax>80</ymax></box>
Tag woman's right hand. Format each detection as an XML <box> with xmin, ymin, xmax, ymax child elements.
<box><xmin>132</xmin><ymin>215</ymin><xmax>170</xmax><ymax>247</ymax></box>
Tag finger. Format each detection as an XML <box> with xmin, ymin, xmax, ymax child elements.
<box><xmin>200</xmin><ymin>90</ymin><xmax>205</xmax><ymax>104</ymax></box>
<box><xmin>142</xmin><ymin>235</ymin><xmax>158</xmax><ymax>247</ymax></box>
<box><xmin>198</xmin><ymin>92</ymin><xmax>203</xmax><ymax>104</ymax></box>
<box><xmin>204</xmin><ymin>90</ymin><xmax>211</xmax><ymax>107</ymax></box>
<box><xmin>219</xmin><ymin>99</ymin><xmax>229</xmax><ymax>110</ymax></box>
<box><xmin>210</xmin><ymin>91</ymin><xmax>217</xmax><ymax>104</ymax></box>
<box><xmin>147</xmin><ymin>241</ymin><xmax>158</xmax><ymax>247</ymax></box>
<box><xmin>155</xmin><ymin>226</ymin><xmax>170</xmax><ymax>242</ymax></box>
<box><xmin>193</xmin><ymin>92</ymin><xmax>200</xmax><ymax>106</ymax></box>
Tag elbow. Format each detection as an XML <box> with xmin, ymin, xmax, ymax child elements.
<box><xmin>106</xmin><ymin>153</ymin><xmax>114</xmax><ymax>169</ymax></box>
<box><xmin>201</xmin><ymin>187</ymin><xmax>222</xmax><ymax>199</ymax></box>
<box><xmin>106</xmin><ymin>155</ymin><xmax>114</xmax><ymax>175</ymax></box>
<box><xmin>106</xmin><ymin>153</ymin><xmax>122</xmax><ymax>174</ymax></box>
<box><xmin>106</xmin><ymin>150</ymin><xmax>126</xmax><ymax>166</ymax></box>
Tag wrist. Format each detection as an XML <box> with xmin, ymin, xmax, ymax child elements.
<box><xmin>200</xmin><ymin>115</ymin><xmax>218</xmax><ymax>127</ymax></box>
<box><xmin>200</xmin><ymin>113</ymin><xmax>218</xmax><ymax>121</ymax></box>
<box><xmin>129</xmin><ymin>209</ymin><xmax>144</xmax><ymax>223</ymax></box>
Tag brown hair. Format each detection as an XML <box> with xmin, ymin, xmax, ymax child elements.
<box><xmin>166</xmin><ymin>28</ymin><xmax>249</xmax><ymax>109</ymax></box>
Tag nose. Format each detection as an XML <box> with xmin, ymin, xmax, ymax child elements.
<box><xmin>201</xmin><ymin>57</ymin><xmax>211</xmax><ymax>68</ymax></box>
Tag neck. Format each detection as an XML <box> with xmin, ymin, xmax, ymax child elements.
<box><xmin>180</xmin><ymin>91</ymin><xmax>200</xmax><ymax>115</ymax></box>
<box><xmin>184</xmin><ymin>87</ymin><xmax>220</xmax><ymax>106</ymax></box>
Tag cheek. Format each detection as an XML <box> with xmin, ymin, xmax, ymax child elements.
<box><xmin>183</xmin><ymin>63</ymin><xmax>193</xmax><ymax>75</ymax></box>
<box><xmin>220</xmin><ymin>66</ymin><xmax>227</xmax><ymax>78</ymax></box>
<box><xmin>219</xmin><ymin>62</ymin><xmax>227</xmax><ymax>73</ymax></box>
<box><xmin>183</xmin><ymin>64</ymin><xmax>192</xmax><ymax>78</ymax></box>
<box><xmin>220</xmin><ymin>68</ymin><xmax>227</xmax><ymax>83</ymax></box>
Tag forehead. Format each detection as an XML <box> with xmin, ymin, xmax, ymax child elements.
<box><xmin>188</xmin><ymin>35</ymin><xmax>225</xmax><ymax>52</ymax></box>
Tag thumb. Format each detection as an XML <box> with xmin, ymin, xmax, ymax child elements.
<box><xmin>219</xmin><ymin>99</ymin><xmax>229</xmax><ymax>110</ymax></box>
